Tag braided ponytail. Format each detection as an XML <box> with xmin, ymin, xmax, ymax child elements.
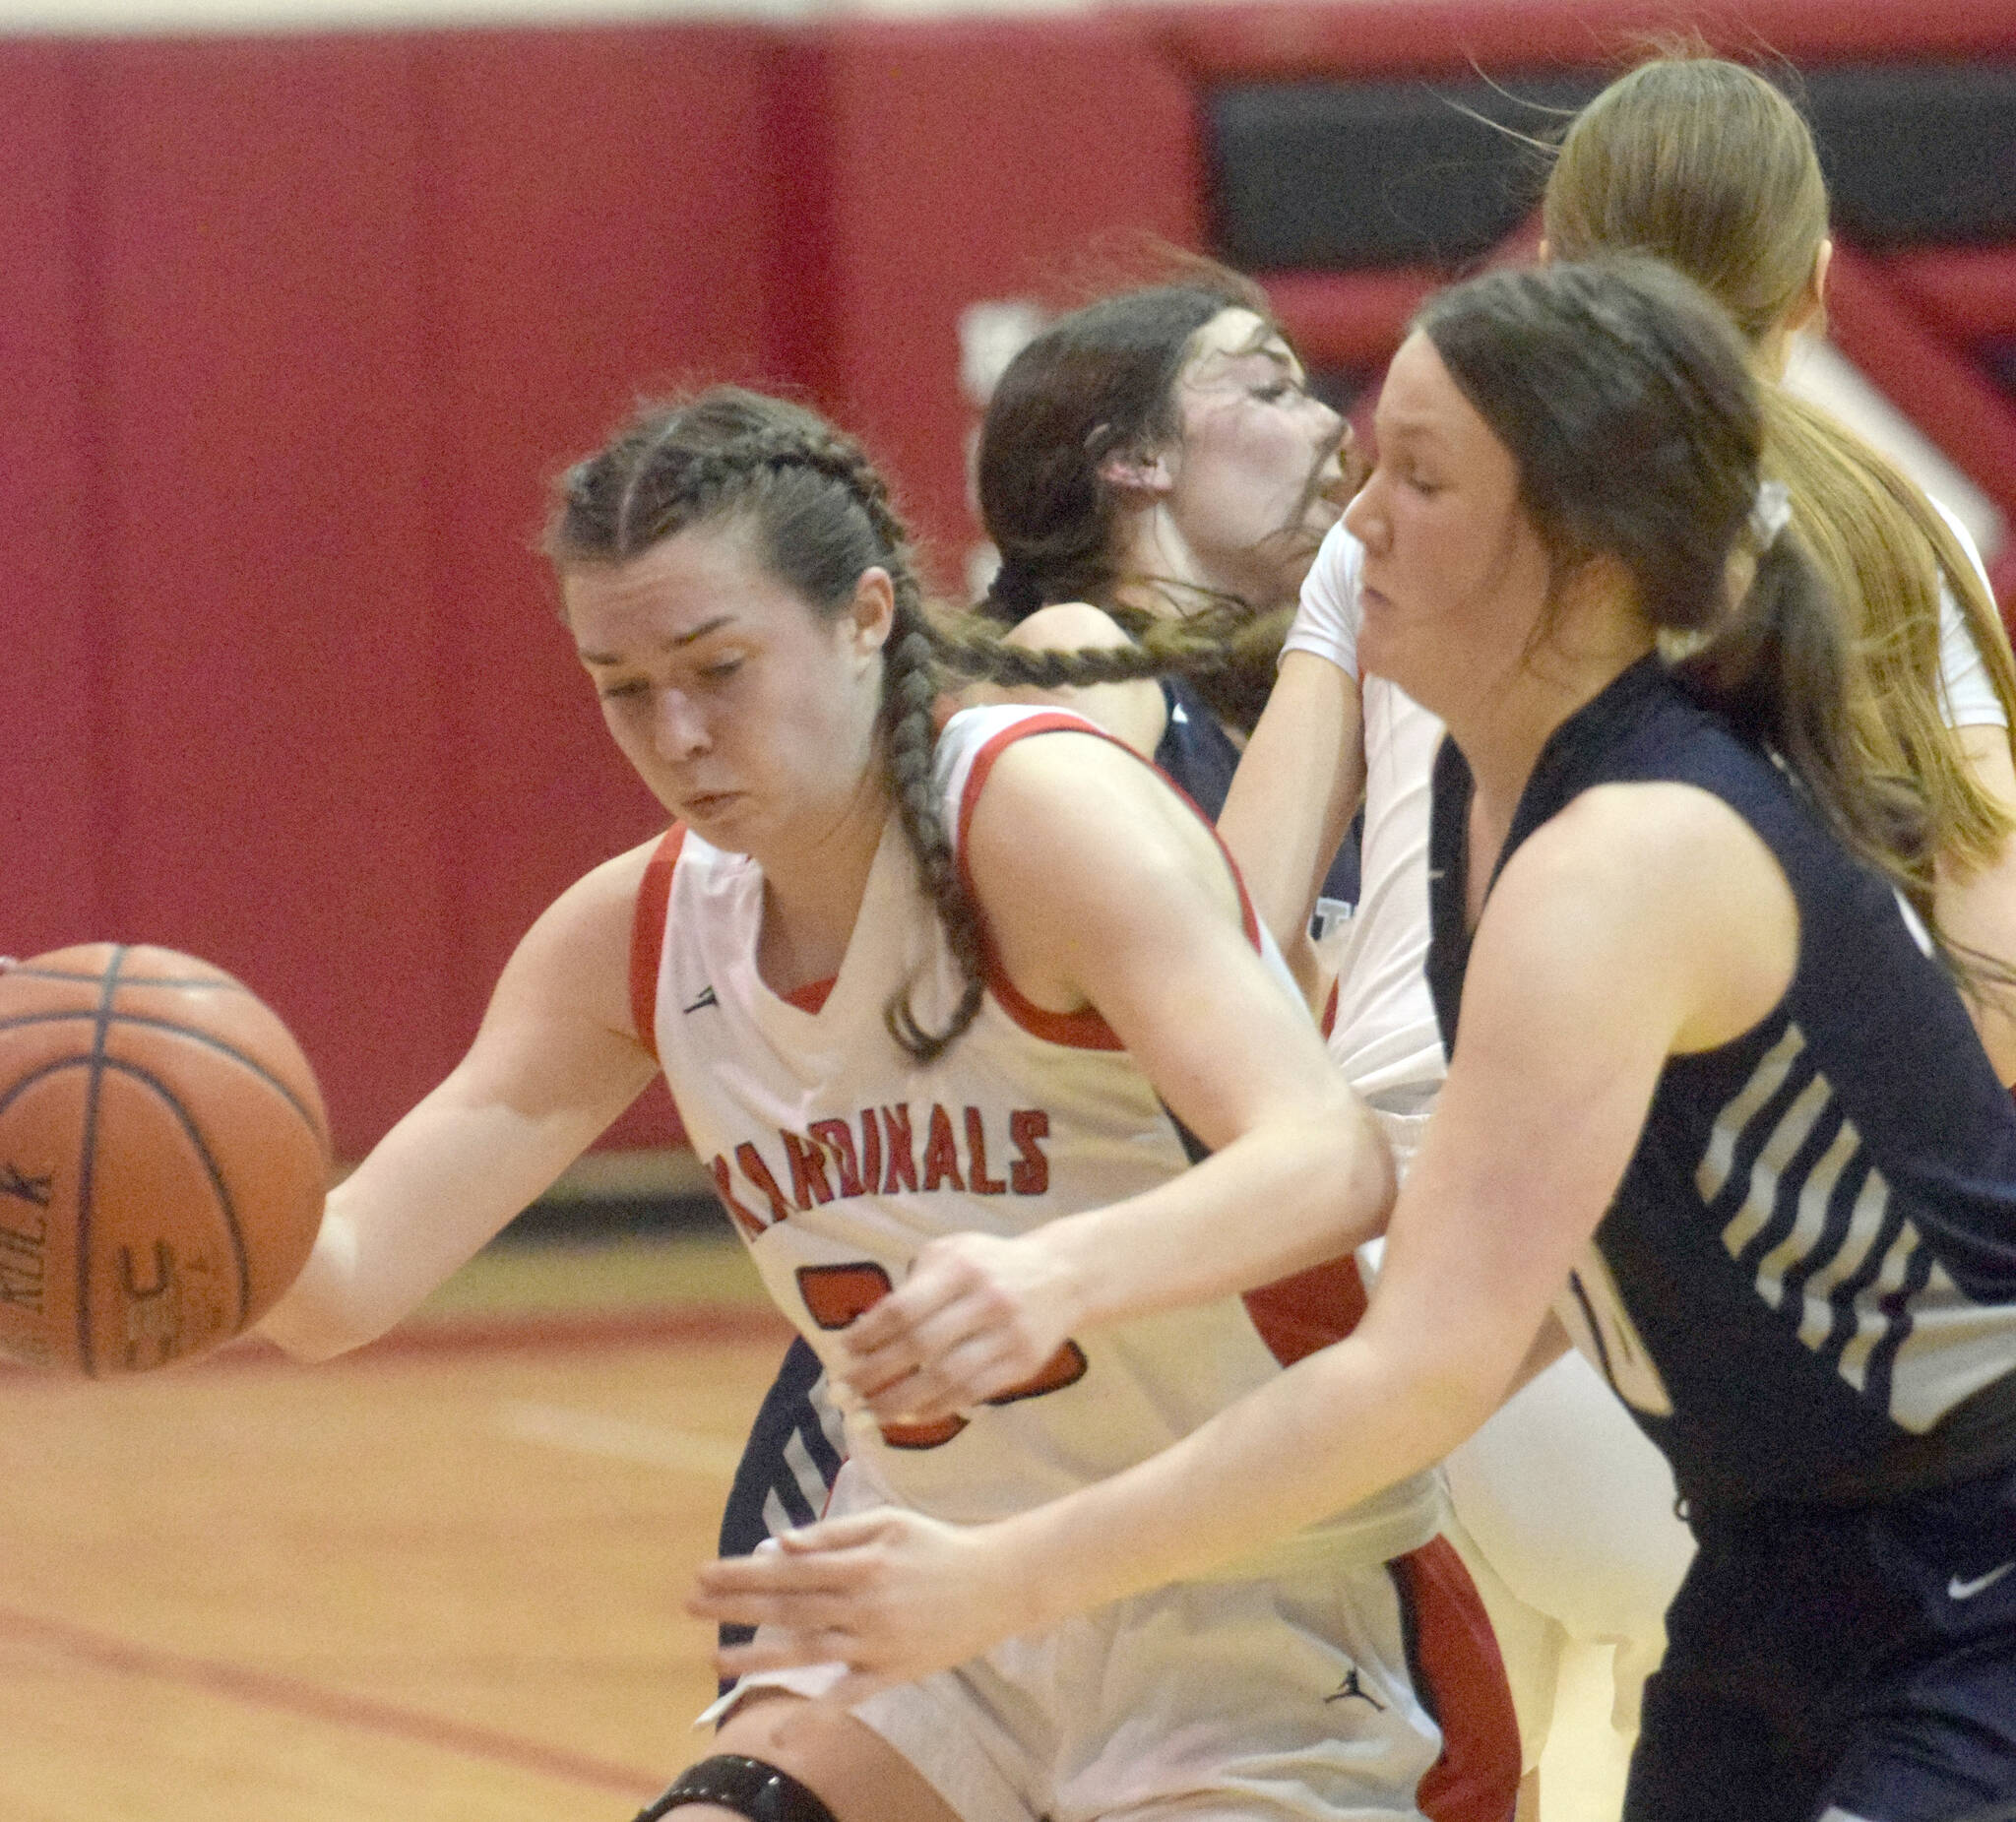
<box><xmin>549</xmin><ymin>387</ymin><xmax>989</xmax><ymax>1062</ymax></box>
<box><xmin>921</xmin><ymin>601</ymin><xmax>1292</xmax><ymax>711</ymax></box>
<box><xmin>878</xmin><ymin>625</ymin><xmax>988</xmax><ymax>1061</ymax></box>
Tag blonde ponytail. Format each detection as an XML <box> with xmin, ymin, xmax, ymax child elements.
<box><xmin>1763</xmin><ymin>389</ymin><xmax>2016</xmax><ymax>884</ymax></box>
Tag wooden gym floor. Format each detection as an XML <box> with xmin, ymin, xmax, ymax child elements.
<box><xmin>0</xmin><ymin>1203</ymin><xmax>1629</xmax><ymax>1822</ymax></box>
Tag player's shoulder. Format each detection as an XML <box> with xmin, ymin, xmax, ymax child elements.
<box><xmin>968</xmin><ymin>711</ymin><xmax>1165</xmax><ymax>806</ymax></box>
<box><xmin>570</xmin><ymin>831</ymin><xmax>669</xmax><ymax>913</ymax></box>
<box><xmin>964</xmin><ymin>718</ymin><xmax>1226</xmax><ymax>918</ymax></box>
<box><xmin>1484</xmin><ymin>780</ymin><xmax>1793</xmax><ymax>1023</ymax></box>
<box><xmin>1003</xmin><ymin>599</ymin><xmax>1137</xmax><ymax>653</ymax></box>
<box><xmin>1509</xmin><ymin>780</ymin><xmax>1766</xmax><ymax>906</ymax></box>
<box><xmin>474</xmin><ymin>832</ymin><xmax>679</xmax><ymax>1045</ymax></box>
<box><xmin>516</xmin><ymin>832</ymin><xmax>671</xmax><ymax>977</ymax></box>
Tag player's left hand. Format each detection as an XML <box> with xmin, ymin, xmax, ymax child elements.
<box><xmin>689</xmin><ymin>1507</ymin><xmax>1038</xmax><ymax>1694</ymax></box>
<box><xmin>835</xmin><ymin>1230</ymin><xmax>1080</xmax><ymax>1426</ymax></box>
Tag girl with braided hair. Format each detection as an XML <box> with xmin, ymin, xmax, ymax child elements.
<box><xmin>259</xmin><ymin>388</ymin><xmax>1518</xmax><ymax>1822</ymax></box>
<box><xmin>710</xmin><ymin>270</ymin><xmax>1448</xmax><ymax>1668</ymax></box>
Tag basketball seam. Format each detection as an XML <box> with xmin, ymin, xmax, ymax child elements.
<box><xmin>73</xmin><ymin>947</ymin><xmax>123</xmax><ymax>1379</ymax></box>
<box><xmin>0</xmin><ymin>1058</ymin><xmax>102</xmax><ymax>1118</ymax></box>
<box><xmin>0</xmin><ymin>1011</ymin><xmax>325</xmax><ymax>1146</ymax></box>
<box><xmin>0</xmin><ymin>1054</ymin><xmax>276</xmax><ymax>1366</ymax></box>
<box><xmin>92</xmin><ymin>1056</ymin><xmax>254</xmax><ymax>1346</ymax></box>
<box><xmin>5</xmin><ymin>968</ymin><xmax>251</xmax><ymax>991</ymax></box>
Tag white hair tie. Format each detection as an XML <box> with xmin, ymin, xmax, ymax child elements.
<box><xmin>1749</xmin><ymin>479</ymin><xmax>1792</xmax><ymax>550</ymax></box>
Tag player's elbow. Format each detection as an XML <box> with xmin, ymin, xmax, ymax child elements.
<box><xmin>1282</xmin><ymin>1090</ymin><xmax>1395</xmax><ymax>1254</ymax></box>
<box><xmin>1336</xmin><ymin>1095</ymin><xmax>1397</xmax><ymax>1244</ymax></box>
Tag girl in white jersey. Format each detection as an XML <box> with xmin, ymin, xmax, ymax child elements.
<box><xmin>714</xmin><ymin>268</ymin><xmax>1371</xmax><ymax>1594</ymax></box>
<box><xmin>1211</xmin><ymin>52</ymin><xmax>2016</xmax><ymax>1817</ymax></box>
<box><xmin>259</xmin><ymin>390</ymin><xmax>1520</xmax><ymax>1822</ymax></box>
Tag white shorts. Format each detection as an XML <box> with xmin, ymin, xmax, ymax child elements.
<box><xmin>1442</xmin><ymin>1351</ymin><xmax>1694</xmax><ymax>1744</ymax></box>
<box><xmin>714</xmin><ymin>1552</ymin><xmax>1468</xmax><ymax>1822</ymax></box>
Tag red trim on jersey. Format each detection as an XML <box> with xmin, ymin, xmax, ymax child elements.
<box><xmin>785</xmin><ymin>976</ymin><xmax>835</xmax><ymax>1014</ymax></box>
<box><xmin>1320</xmin><ymin>975</ymin><xmax>1341</xmax><ymax>1040</ymax></box>
<box><xmin>628</xmin><ymin>827</ymin><xmax>686</xmax><ymax>1063</ymax></box>
<box><xmin>1394</xmin><ymin>1539</ymin><xmax>1523</xmax><ymax>1822</ymax></box>
<box><xmin>953</xmin><ymin>711</ymin><xmax>1264</xmax><ymax>1049</ymax></box>
<box><xmin>1241</xmin><ymin>1256</ymin><xmax>1368</xmax><ymax>1364</ymax></box>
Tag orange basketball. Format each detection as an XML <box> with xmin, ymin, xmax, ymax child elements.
<box><xmin>0</xmin><ymin>943</ymin><xmax>330</xmax><ymax>1377</ymax></box>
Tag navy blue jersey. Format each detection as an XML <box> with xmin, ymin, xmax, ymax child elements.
<box><xmin>1426</xmin><ymin>657</ymin><xmax>2016</xmax><ymax>1509</ymax></box>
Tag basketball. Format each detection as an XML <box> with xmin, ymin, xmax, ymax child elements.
<box><xmin>0</xmin><ymin>943</ymin><xmax>330</xmax><ymax>1377</ymax></box>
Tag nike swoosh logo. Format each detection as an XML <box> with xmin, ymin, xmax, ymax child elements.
<box><xmin>1948</xmin><ymin>1561</ymin><xmax>2016</xmax><ymax>1602</ymax></box>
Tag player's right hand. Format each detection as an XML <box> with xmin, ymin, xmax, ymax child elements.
<box><xmin>833</xmin><ymin>1231</ymin><xmax>1081</xmax><ymax>1425</ymax></box>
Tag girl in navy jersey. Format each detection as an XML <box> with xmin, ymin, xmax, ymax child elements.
<box><xmin>694</xmin><ymin>261</ymin><xmax>2016</xmax><ymax>1822</ymax></box>
<box><xmin>1208</xmin><ymin>53</ymin><xmax>2016</xmax><ymax>1810</ymax></box>
<box><xmin>260</xmin><ymin>390</ymin><xmax>1518</xmax><ymax>1822</ymax></box>
<box><xmin>1446</xmin><ymin>51</ymin><xmax>2016</xmax><ymax>1806</ymax></box>
<box><xmin>1539</xmin><ymin>53</ymin><xmax>2016</xmax><ymax>1079</ymax></box>
<box><xmin>971</xmin><ymin>267</ymin><xmax>1354</xmax><ymax>908</ymax></box>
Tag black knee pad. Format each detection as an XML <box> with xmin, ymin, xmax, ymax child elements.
<box><xmin>634</xmin><ymin>1753</ymin><xmax>842</xmax><ymax>1822</ymax></box>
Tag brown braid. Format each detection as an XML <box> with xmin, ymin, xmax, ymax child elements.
<box><xmin>922</xmin><ymin>602</ymin><xmax>1292</xmax><ymax>707</ymax></box>
<box><xmin>740</xmin><ymin>422</ymin><xmax>1000</xmax><ymax>1061</ymax></box>
<box><xmin>879</xmin><ymin>623</ymin><xmax>989</xmax><ymax>1062</ymax></box>
<box><xmin>1109</xmin><ymin>602</ymin><xmax>1287</xmax><ymax>733</ymax></box>
<box><xmin>547</xmin><ymin>388</ymin><xmax>988</xmax><ymax>1062</ymax></box>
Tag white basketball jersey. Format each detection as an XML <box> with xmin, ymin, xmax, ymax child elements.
<box><xmin>640</xmin><ymin>705</ymin><xmax>1440</xmax><ymax>1564</ymax></box>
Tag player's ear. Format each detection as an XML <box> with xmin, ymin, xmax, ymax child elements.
<box><xmin>1098</xmin><ymin>448</ymin><xmax>1176</xmax><ymax>502</ymax></box>
<box><xmin>849</xmin><ymin>567</ymin><xmax>896</xmax><ymax>657</ymax></box>
<box><xmin>1784</xmin><ymin>238</ymin><xmax>1831</xmax><ymax>339</ymax></box>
